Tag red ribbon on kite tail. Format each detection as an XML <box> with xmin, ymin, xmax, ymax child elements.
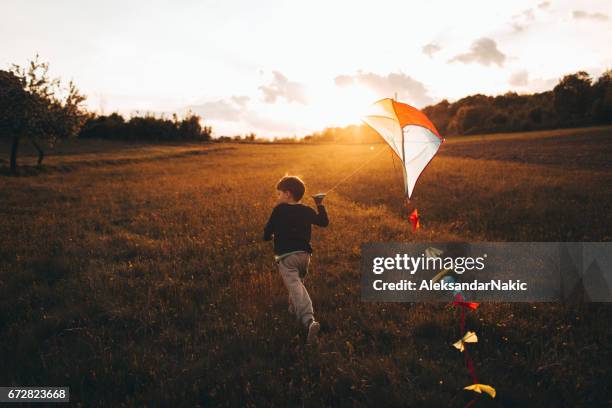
<box><xmin>453</xmin><ymin>294</ymin><xmax>480</xmax><ymax>311</ymax></box>
<box><xmin>454</xmin><ymin>293</ymin><xmax>480</xmax><ymax>405</ymax></box>
<box><xmin>409</xmin><ymin>209</ymin><xmax>420</xmax><ymax>232</ymax></box>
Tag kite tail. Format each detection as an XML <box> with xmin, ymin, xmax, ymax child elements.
<box><xmin>453</xmin><ymin>294</ymin><xmax>495</xmax><ymax>405</ymax></box>
<box><xmin>406</xmin><ymin>198</ymin><xmax>419</xmax><ymax>231</ymax></box>
<box><xmin>459</xmin><ymin>302</ymin><xmax>479</xmax><ymax>384</ymax></box>
<box><xmin>460</xmin><ymin>308</ymin><xmax>479</xmax><ymax>408</ymax></box>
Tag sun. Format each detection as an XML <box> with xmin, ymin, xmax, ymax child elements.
<box><xmin>330</xmin><ymin>84</ymin><xmax>379</xmax><ymax>126</ymax></box>
<box><xmin>305</xmin><ymin>83</ymin><xmax>379</xmax><ymax>131</ymax></box>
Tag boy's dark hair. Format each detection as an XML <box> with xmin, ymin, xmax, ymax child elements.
<box><xmin>277</xmin><ymin>176</ymin><xmax>305</xmax><ymax>201</ymax></box>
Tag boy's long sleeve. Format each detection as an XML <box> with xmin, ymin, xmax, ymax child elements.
<box><xmin>312</xmin><ymin>204</ymin><xmax>329</xmax><ymax>227</ymax></box>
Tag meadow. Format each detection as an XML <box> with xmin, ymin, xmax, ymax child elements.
<box><xmin>0</xmin><ymin>126</ymin><xmax>611</xmax><ymax>407</ymax></box>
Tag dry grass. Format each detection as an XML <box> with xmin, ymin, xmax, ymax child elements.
<box><xmin>0</xmin><ymin>127</ymin><xmax>611</xmax><ymax>406</ymax></box>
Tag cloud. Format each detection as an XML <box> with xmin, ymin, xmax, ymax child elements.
<box><xmin>528</xmin><ymin>77</ymin><xmax>558</xmax><ymax>92</ymax></box>
<box><xmin>187</xmin><ymin>97</ymin><xmax>249</xmax><ymax>121</ymax></box>
<box><xmin>510</xmin><ymin>7</ymin><xmax>538</xmax><ymax>32</ymax></box>
<box><xmin>230</xmin><ymin>95</ymin><xmax>250</xmax><ymax>108</ymax></box>
<box><xmin>185</xmin><ymin>95</ymin><xmax>295</xmax><ymax>136</ymax></box>
<box><xmin>334</xmin><ymin>71</ymin><xmax>433</xmax><ymax>106</ymax></box>
<box><xmin>507</xmin><ymin>71</ymin><xmax>557</xmax><ymax>92</ymax></box>
<box><xmin>538</xmin><ymin>2</ymin><xmax>550</xmax><ymax>9</ymax></box>
<box><xmin>258</xmin><ymin>71</ymin><xmax>306</xmax><ymax>104</ymax></box>
<box><xmin>334</xmin><ymin>74</ymin><xmax>354</xmax><ymax>87</ymax></box>
<box><xmin>511</xmin><ymin>22</ymin><xmax>527</xmax><ymax>32</ymax></box>
<box><xmin>245</xmin><ymin>114</ymin><xmax>295</xmax><ymax>133</ymax></box>
<box><xmin>572</xmin><ymin>10</ymin><xmax>608</xmax><ymax>21</ymax></box>
<box><xmin>422</xmin><ymin>43</ymin><xmax>441</xmax><ymax>58</ymax></box>
<box><xmin>515</xmin><ymin>9</ymin><xmax>535</xmax><ymax>21</ymax></box>
<box><xmin>509</xmin><ymin>70</ymin><xmax>529</xmax><ymax>87</ymax></box>
<box><xmin>449</xmin><ymin>38</ymin><xmax>506</xmax><ymax>67</ymax></box>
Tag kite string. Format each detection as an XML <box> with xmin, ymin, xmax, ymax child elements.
<box><xmin>324</xmin><ymin>145</ymin><xmax>392</xmax><ymax>195</ymax></box>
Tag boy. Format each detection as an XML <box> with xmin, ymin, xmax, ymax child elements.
<box><xmin>263</xmin><ymin>176</ymin><xmax>329</xmax><ymax>344</ymax></box>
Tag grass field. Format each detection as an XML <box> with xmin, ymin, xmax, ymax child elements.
<box><xmin>1</xmin><ymin>126</ymin><xmax>611</xmax><ymax>406</ymax></box>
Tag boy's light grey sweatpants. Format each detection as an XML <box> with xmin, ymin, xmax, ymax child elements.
<box><xmin>277</xmin><ymin>252</ymin><xmax>313</xmax><ymax>326</ymax></box>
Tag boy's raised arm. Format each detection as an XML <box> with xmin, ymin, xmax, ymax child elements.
<box><xmin>312</xmin><ymin>204</ymin><xmax>329</xmax><ymax>227</ymax></box>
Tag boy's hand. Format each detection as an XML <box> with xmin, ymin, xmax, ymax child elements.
<box><xmin>312</xmin><ymin>193</ymin><xmax>326</xmax><ymax>206</ymax></box>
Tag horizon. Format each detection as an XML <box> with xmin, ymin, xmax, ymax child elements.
<box><xmin>1</xmin><ymin>0</ymin><xmax>611</xmax><ymax>138</ymax></box>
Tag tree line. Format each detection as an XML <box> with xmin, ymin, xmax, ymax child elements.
<box><xmin>424</xmin><ymin>71</ymin><xmax>611</xmax><ymax>135</ymax></box>
<box><xmin>79</xmin><ymin>113</ymin><xmax>211</xmax><ymax>142</ymax></box>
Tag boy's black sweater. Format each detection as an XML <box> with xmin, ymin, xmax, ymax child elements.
<box><xmin>263</xmin><ymin>203</ymin><xmax>329</xmax><ymax>255</ymax></box>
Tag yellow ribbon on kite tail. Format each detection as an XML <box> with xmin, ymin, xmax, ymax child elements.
<box><xmin>453</xmin><ymin>331</ymin><xmax>478</xmax><ymax>352</ymax></box>
<box><xmin>464</xmin><ymin>383</ymin><xmax>496</xmax><ymax>398</ymax></box>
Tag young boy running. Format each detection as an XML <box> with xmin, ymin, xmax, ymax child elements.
<box><xmin>263</xmin><ymin>176</ymin><xmax>329</xmax><ymax>344</ymax></box>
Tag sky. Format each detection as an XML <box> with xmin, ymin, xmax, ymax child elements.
<box><xmin>1</xmin><ymin>0</ymin><xmax>611</xmax><ymax>138</ymax></box>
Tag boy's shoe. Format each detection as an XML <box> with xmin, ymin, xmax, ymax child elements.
<box><xmin>306</xmin><ymin>319</ymin><xmax>320</xmax><ymax>345</ymax></box>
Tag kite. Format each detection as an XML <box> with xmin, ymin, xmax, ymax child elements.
<box><xmin>453</xmin><ymin>331</ymin><xmax>478</xmax><ymax>352</ymax></box>
<box><xmin>464</xmin><ymin>384</ymin><xmax>497</xmax><ymax>398</ymax></box>
<box><xmin>362</xmin><ymin>98</ymin><xmax>443</xmax><ymax>199</ymax></box>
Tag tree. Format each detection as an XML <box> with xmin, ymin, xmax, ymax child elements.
<box><xmin>590</xmin><ymin>70</ymin><xmax>612</xmax><ymax>124</ymax></box>
<box><xmin>0</xmin><ymin>71</ymin><xmax>28</xmax><ymax>170</ymax></box>
<box><xmin>423</xmin><ymin>99</ymin><xmax>451</xmax><ymax>134</ymax></box>
<box><xmin>178</xmin><ymin>113</ymin><xmax>212</xmax><ymax>141</ymax></box>
<box><xmin>449</xmin><ymin>105</ymin><xmax>491</xmax><ymax>135</ymax></box>
<box><xmin>79</xmin><ymin>112</ymin><xmax>127</xmax><ymax>139</ymax></box>
<box><xmin>2</xmin><ymin>56</ymin><xmax>87</xmax><ymax>169</ymax></box>
<box><xmin>553</xmin><ymin>71</ymin><xmax>593</xmax><ymax>126</ymax></box>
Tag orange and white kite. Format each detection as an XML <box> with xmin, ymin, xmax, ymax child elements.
<box><xmin>362</xmin><ymin>98</ymin><xmax>443</xmax><ymax>199</ymax></box>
